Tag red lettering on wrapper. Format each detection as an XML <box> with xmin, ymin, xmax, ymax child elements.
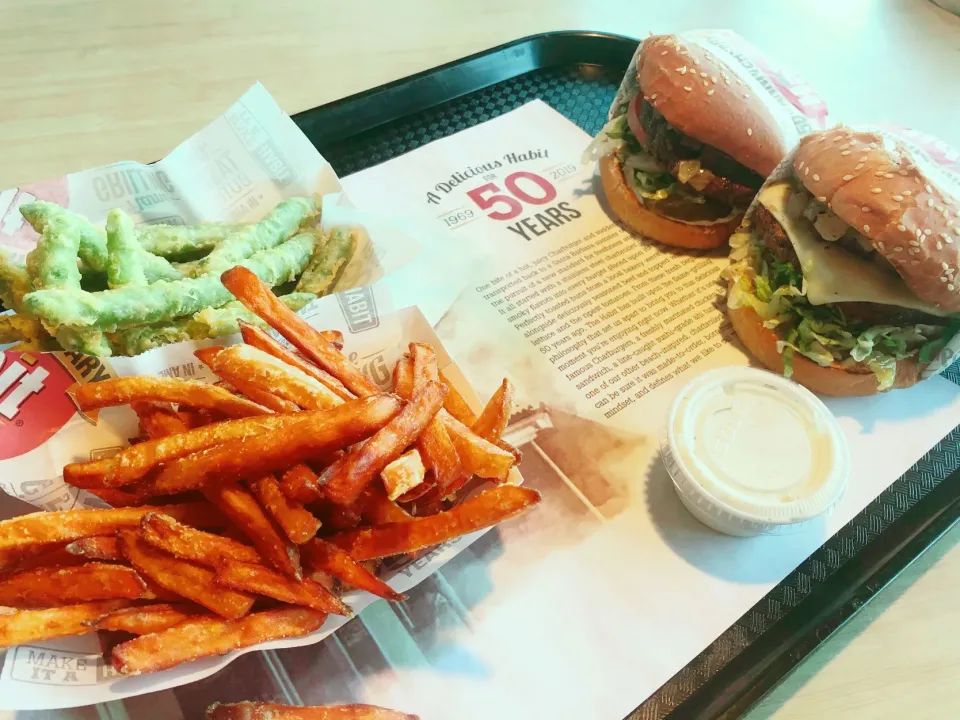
<box><xmin>0</xmin><ymin>351</ymin><xmax>77</xmax><ymax>460</ymax></box>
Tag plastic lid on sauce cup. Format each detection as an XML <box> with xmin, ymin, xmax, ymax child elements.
<box><xmin>660</xmin><ymin>366</ymin><xmax>850</xmax><ymax>537</ymax></box>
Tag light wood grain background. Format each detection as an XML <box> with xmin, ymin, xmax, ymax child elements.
<box><xmin>1</xmin><ymin>0</ymin><xmax>959</xmax><ymax>717</ymax></box>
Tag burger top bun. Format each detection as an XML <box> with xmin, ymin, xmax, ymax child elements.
<box><xmin>636</xmin><ymin>34</ymin><xmax>787</xmax><ymax>178</ymax></box>
<box><xmin>794</xmin><ymin>126</ymin><xmax>960</xmax><ymax>314</ymax></box>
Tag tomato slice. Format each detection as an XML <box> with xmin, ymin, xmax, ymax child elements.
<box><xmin>626</xmin><ymin>93</ymin><xmax>648</xmax><ymax>146</ymax></box>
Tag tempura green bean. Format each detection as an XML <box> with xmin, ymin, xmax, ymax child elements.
<box><xmin>20</xmin><ymin>202</ymin><xmax>108</xmax><ymax>274</ymax></box>
<box><xmin>25</xmin><ymin>231</ymin><xmax>318</xmax><ymax>331</ymax></box>
<box><xmin>295</xmin><ymin>227</ymin><xmax>356</xmax><ymax>295</ymax></box>
<box><xmin>137</xmin><ymin>222</ymin><xmax>246</xmax><ymax>257</ymax></box>
<box><xmin>106</xmin><ymin>210</ymin><xmax>147</xmax><ymax>288</ymax></box>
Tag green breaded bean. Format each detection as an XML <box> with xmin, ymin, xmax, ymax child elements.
<box><xmin>296</xmin><ymin>227</ymin><xmax>357</xmax><ymax>296</ymax></box>
<box><xmin>24</xmin><ymin>231</ymin><xmax>318</xmax><ymax>332</ymax></box>
<box><xmin>192</xmin><ymin>293</ymin><xmax>316</xmax><ymax>336</ymax></box>
<box><xmin>140</xmin><ymin>253</ymin><xmax>185</xmax><ymax>283</ymax></box>
<box><xmin>25</xmin><ymin>213</ymin><xmax>84</xmax><ymax>291</ymax></box>
<box><xmin>109</xmin><ymin>293</ymin><xmax>316</xmax><ymax>356</ymax></box>
<box><xmin>199</xmin><ymin>197</ymin><xmax>317</xmax><ymax>274</ymax></box>
<box><xmin>0</xmin><ymin>249</ymin><xmax>32</xmax><ymax>311</ymax></box>
<box><xmin>106</xmin><ymin>210</ymin><xmax>147</xmax><ymax>288</ymax></box>
<box><xmin>137</xmin><ymin>222</ymin><xmax>246</xmax><ymax>257</ymax></box>
<box><xmin>21</xmin><ymin>202</ymin><xmax>108</xmax><ymax>274</ymax></box>
<box><xmin>55</xmin><ymin>327</ymin><xmax>112</xmax><ymax>356</ymax></box>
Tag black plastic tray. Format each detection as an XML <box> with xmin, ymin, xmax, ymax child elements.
<box><xmin>291</xmin><ymin>32</ymin><xmax>960</xmax><ymax>719</ymax></box>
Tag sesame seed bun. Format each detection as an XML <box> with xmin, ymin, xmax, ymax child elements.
<box><xmin>726</xmin><ymin>286</ymin><xmax>922</xmax><ymax>396</ymax></box>
<box><xmin>794</xmin><ymin>126</ymin><xmax>960</xmax><ymax>313</ymax></box>
<box><xmin>599</xmin><ymin>153</ymin><xmax>743</xmax><ymax>250</ymax></box>
<box><xmin>637</xmin><ymin>34</ymin><xmax>787</xmax><ymax>178</ymax></box>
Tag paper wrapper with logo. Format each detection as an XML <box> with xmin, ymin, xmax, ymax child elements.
<box><xmin>728</xmin><ymin>123</ymin><xmax>960</xmax><ymax>382</ymax></box>
<box><xmin>608</xmin><ymin>29</ymin><xmax>831</xmax><ymax>142</ymax></box>
<box><xmin>0</xmin><ymin>281</ymin><xmax>514</xmax><ymax>710</ymax></box>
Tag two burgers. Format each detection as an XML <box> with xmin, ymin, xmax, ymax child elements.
<box><xmin>589</xmin><ymin>34</ymin><xmax>960</xmax><ymax>396</ymax></box>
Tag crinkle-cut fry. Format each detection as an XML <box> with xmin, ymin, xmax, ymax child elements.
<box><xmin>139</xmin><ymin>512</ymin><xmax>261</xmax><ymax>567</ymax></box>
<box><xmin>153</xmin><ymin>395</ymin><xmax>403</xmax><ymax>495</ymax></box>
<box><xmin>215</xmin><ymin>558</ymin><xmax>351</xmax><ymax>616</ymax></box>
<box><xmin>206</xmin><ymin>702</ymin><xmax>419</xmax><ymax>720</ymax></box>
<box><xmin>438</xmin><ymin>368</ymin><xmax>478</xmax><ymax>426</ymax></box>
<box><xmin>132</xmin><ymin>401</ymin><xmax>192</xmax><ymax>439</ymax></box>
<box><xmin>214</xmin><ymin>344</ymin><xmax>343</xmax><ymax>410</ymax></box>
<box><xmin>0</xmin><ymin>600</ymin><xmax>132</xmax><ymax>649</ymax></box>
<box><xmin>221</xmin><ymin>266</ymin><xmax>378</xmax><ymax>397</ymax></box>
<box><xmin>301</xmin><ymin>539</ymin><xmax>404</xmax><ymax>601</ymax></box>
<box><xmin>330</xmin><ymin>485</ymin><xmax>541</xmax><ymax>560</ymax></box>
<box><xmin>63</xmin><ymin>457</ymin><xmax>114</xmax><ymax>489</ymax></box>
<box><xmin>204</xmin><ymin>484</ymin><xmax>301</xmax><ymax>580</ymax></box>
<box><xmin>381</xmin><ymin>449</ymin><xmax>426</xmax><ymax>502</ymax></box>
<box><xmin>107</xmin><ymin>413</ymin><xmax>291</xmax><ymax>487</ymax></box>
<box><xmin>0</xmin><ymin>503</ymin><xmax>223</xmax><ymax>551</ymax></box>
<box><xmin>239</xmin><ymin>322</ymin><xmax>353</xmax><ymax>402</ymax></box>
<box><xmin>472</xmin><ymin>378</ymin><xmax>514</xmax><ymax>444</ymax></box>
<box><xmin>0</xmin><ymin>562</ymin><xmax>149</xmax><ymax>608</ymax></box>
<box><xmin>76</xmin><ymin>377</ymin><xmax>270</xmax><ymax>418</ymax></box>
<box><xmin>65</xmin><ymin>536</ymin><xmax>123</xmax><ymax>561</ymax></box>
<box><xmin>118</xmin><ymin>530</ymin><xmax>254</xmax><ymax>619</ymax></box>
<box><xmin>358</xmin><ymin>485</ymin><xmax>413</xmax><ymax>525</ymax></box>
<box><xmin>322</xmin><ymin>382</ymin><xmax>446</xmax><ymax>506</ymax></box>
<box><xmin>437</xmin><ymin>412</ymin><xmax>516</xmax><ymax>480</ymax></box>
<box><xmin>89</xmin><ymin>602</ymin><xmax>202</xmax><ymax>635</ymax></box>
<box><xmin>112</xmin><ymin>605</ymin><xmax>327</xmax><ymax>675</ymax></box>
<box><xmin>249</xmin><ymin>476</ymin><xmax>320</xmax><ymax>544</ymax></box>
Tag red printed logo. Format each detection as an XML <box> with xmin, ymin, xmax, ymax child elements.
<box><xmin>0</xmin><ymin>350</ymin><xmax>78</xmax><ymax>460</ymax></box>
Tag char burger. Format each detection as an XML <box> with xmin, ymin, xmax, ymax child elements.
<box><xmin>585</xmin><ymin>34</ymin><xmax>788</xmax><ymax>250</ymax></box>
<box><xmin>727</xmin><ymin>126</ymin><xmax>960</xmax><ymax>395</ymax></box>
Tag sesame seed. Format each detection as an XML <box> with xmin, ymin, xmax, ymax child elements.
<box><xmin>724</xmin><ymin>77</ymin><xmax>730</xmax><ymax>84</ymax></box>
<box><xmin>917</xmin><ymin>229</ymin><xmax>924</xmax><ymax>238</ymax></box>
<box><xmin>893</xmin><ymin>246</ymin><xmax>903</xmax><ymax>252</ymax></box>
<box><xmin>661</xmin><ymin>50</ymin><xmax>668</xmax><ymax>56</ymax></box>
<box><xmin>862</xmin><ymin>206</ymin><xmax>871</xmax><ymax>213</ymax></box>
<box><xmin>926</xmin><ymin>184</ymin><xmax>933</xmax><ymax>192</ymax></box>
<box><xmin>818</xmin><ymin>196</ymin><xmax>827</xmax><ymax>202</ymax></box>
<box><xmin>747</xmin><ymin>128</ymin><xmax>753</xmax><ymax>136</ymax></box>
<box><xmin>859</xmin><ymin>156</ymin><xmax>868</xmax><ymax>163</ymax></box>
<box><xmin>941</xmin><ymin>232</ymin><xmax>950</xmax><ymax>241</ymax></box>
<box><xmin>703</xmin><ymin>80</ymin><xmax>709</xmax><ymax>86</ymax></box>
<box><xmin>912</xmin><ymin>260</ymin><xmax>921</xmax><ymax>265</ymax></box>
<box><xmin>885</xmin><ymin>173</ymin><xmax>894</xmax><ymax>179</ymax></box>
<box><xmin>878</xmin><ymin>241</ymin><xmax>886</xmax><ymax>251</ymax></box>
<box><xmin>898</xmin><ymin>224</ymin><xmax>907</xmax><ymax>231</ymax></box>
<box><xmin>941</xmin><ymin>277</ymin><xmax>948</xmax><ymax>283</ymax></box>
<box><xmin>910</xmin><ymin>248</ymin><xmax>920</xmax><ymax>254</ymax></box>
<box><xmin>693</xmin><ymin>58</ymin><xmax>700</xmax><ymax>65</ymax></box>
<box><xmin>677</xmin><ymin>66</ymin><xmax>687</xmax><ymax>74</ymax></box>
<box><xmin>707</xmin><ymin>89</ymin><xmax>715</xmax><ymax>96</ymax></box>
<box><xmin>910</xmin><ymin>240</ymin><xmax>920</xmax><ymax>247</ymax></box>
<box><xmin>812</xmin><ymin>173</ymin><xmax>819</xmax><ymax>180</ymax></box>
<box><xmin>650</xmin><ymin>93</ymin><xmax>657</xmax><ymax>100</ymax></box>
<box><xmin>855</xmin><ymin>164</ymin><xmax>865</xmax><ymax>171</ymax></box>
<box><xmin>840</xmin><ymin>144</ymin><xmax>850</xmax><ymax>150</ymax></box>
<box><xmin>950</xmin><ymin>284</ymin><xmax>955</xmax><ymax>291</ymax></box>
<box><xmin>872</xmin><ymin>188</ymin><xmax>882</xmax><ymax>194</ymax></box>
<box><xmin>943</xmin><ymin>262</ymin><xmax>949</xmax><ymax>270</ymax></box>
<box><xmin>863</xmin><ymin>224</ymin><xmax>871</xmax><ymax>232</ymax></box>
<box><xmin>798</xmin><ymin>161</ymin><xmax>805</xmax><ymax>170</ymax></box>
<box><xmin>843</xmin><ymin>174</ymin><xmax>853</xmax><ymax>181</ymax></box>
<box><xmin>736</xmin><ymin>78</ymin><xmax>743</xmax><ymax>85</ymax></box>
<box><xmin>904</xmin><ymin>190</ymin><xmax>912</xmax><ymax>196</ymax></box>
<box><xmin>683</xmin><ymin>85</ymin><xmax>692</xmax><ymax>91</ymax></box>
<box><xmin>899</xmin><ymin>170</ymin><xmax>909</xmax><ymax>176</ymax></box>
<box><xmin>711</xmin><ymin>76</ymin><xmax>717</xmax><ymax>83</ymax></box>
<box><xmin>893</xmin><ymin>195</ymin><xmax>904</xmax><ymax>201</ymax></box>
<box><xmin>924</xmin><ymin>228</ymin><xmax>932</xmax><ymax>235</ymax></box>
<box><xmin>869</xmin><ymin>142</ymin><xmax>878</xmax><ymax>149</ymax></box>
<box><xmin>742</xmin><ymin>93</ymin><xmax>749</xmax><ymax>99</ymax></box>
<box><xmin>938</xmin><ymin>242</ymin><xmax>944</xmax><ymax>250</ymax></box>
<box><xmin>841</xmin><ymin>151</ymin><xmax>851</xmax><ymax>156</ymax></box>
<box><xmin>699</xmin><ymin>71</ymin><xmax>707</xmax><ymax>78</ymax></box>
<box><xmin>928</xmin><ymin>198</ymin><xmax>935</xmax><ymax>207</ymax></box>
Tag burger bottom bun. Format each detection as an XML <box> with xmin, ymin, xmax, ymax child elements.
<box><xmin>726</xmin><ymin>292</ymin><xmax>921</xmax><ymax>396</ymax></box>
<box><xmin>599</xmin><ymin>153</ymin><xmax>743</xmax><ymax>250</ymax></box>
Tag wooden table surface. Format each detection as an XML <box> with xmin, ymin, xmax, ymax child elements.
<box><xmin>2</xmin><ymin>0</ymin><xmax>959</xmax><ymax>717</ymax></box>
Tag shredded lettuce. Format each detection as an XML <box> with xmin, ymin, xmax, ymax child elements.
<box><xmin>727</xmin><ymin>234</ymin><xmax>956</xmax><ymax>390</ymax></box>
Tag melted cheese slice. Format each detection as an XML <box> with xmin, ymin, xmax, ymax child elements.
<box><xmin>758</xmin><ymin>182</ymin><xmax>952</xmax><ymax>317</ymax></box>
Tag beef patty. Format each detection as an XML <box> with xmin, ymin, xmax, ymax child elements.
<box><xmin>639</xmin><ymin>100</ymin><xmax>763</xmax><ymax>207</ymax></box>
<box><xmin>754</xmin><ymin>204</ymin><xmax>949</xmax><ymax>328</ymax></box>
